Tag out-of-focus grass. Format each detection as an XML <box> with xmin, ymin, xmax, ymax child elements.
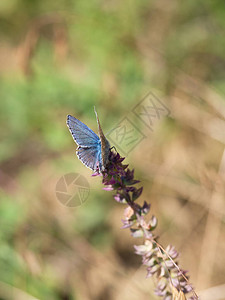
<box><xmin>0</xmin><ymin>0</ymin><xmax>225</xmax><ymax>299</ymax></box>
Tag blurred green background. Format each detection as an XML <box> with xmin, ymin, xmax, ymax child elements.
<box><xmin>0</xmin><ymin>0</ymin><xmax>225</xmax><ymax>299</ymax></box>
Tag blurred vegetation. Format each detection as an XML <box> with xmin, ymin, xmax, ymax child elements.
<box><xmin>0</xmin><ymin>0</ymin><xmax>225</xmax><ymax>299</ymax></box>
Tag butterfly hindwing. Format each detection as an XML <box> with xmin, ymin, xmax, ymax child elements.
<box><xmin>77</xmin><ymin>145</ymin><xmax>101</xmax><ymax>171</ymax></box>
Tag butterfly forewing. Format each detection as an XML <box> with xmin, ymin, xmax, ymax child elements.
<box><xmin>67</xmin><ymin>115</ymin><xmax>100</xmax><ymax>147</ymax></box>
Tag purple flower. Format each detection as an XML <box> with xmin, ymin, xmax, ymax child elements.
<box><xmin>98</xmin><ymin>150</ymin><xmax>197</xmax><ymax>299</ymax></box>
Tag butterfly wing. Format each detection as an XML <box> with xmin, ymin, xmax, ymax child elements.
<box><xmin>67</xmin><ymin>115</ymin><xmax>101</xmax><ymax>171</ymax></box>
<box><xmin>67</xmin><ymin>115</ymin><xmax>100</xmax><ymax>147</ymax></box>
<box><xmin>77</xmin><ymin>145</ymin><xmax>101</xmax><ymax>171</ymax></box>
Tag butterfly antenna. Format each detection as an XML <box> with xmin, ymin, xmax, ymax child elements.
<box><xmin>94</xmin><ymin>106</ymin><xmax>98</xmax><ymax>122</ymax></box>
<box><xmin>94</xmin><ymin>106</ymin><xmax>99</xmax><ymax>127</ymax></box>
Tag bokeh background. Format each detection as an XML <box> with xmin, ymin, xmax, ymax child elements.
<box><xmin>0</xmin><ymin>0</ymin><xmax>225</xmax><ymax>299</ymax></box>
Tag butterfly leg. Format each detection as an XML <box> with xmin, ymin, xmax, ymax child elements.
<box><xmin>110</xmin><ymin>146</ymin><xmax>117</xmax><ymax>153</ymax></box>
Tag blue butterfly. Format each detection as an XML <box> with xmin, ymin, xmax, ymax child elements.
<box><xmin>67</xmin><ymin>108</ymin><xmax>110</xmax><ymax>172</ymax></box>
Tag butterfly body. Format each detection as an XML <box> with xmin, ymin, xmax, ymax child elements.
<box><xmin>67</xmin><ymin>110</ymin><xmax>110</xmax><ymax>172</ymax></box>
